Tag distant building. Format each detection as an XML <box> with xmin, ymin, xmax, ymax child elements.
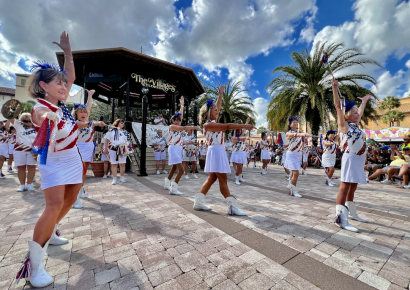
<box><xmin>0</xmin><ymin>86</ymin><xmax>15</xmax><ymax>120</ymax></box>
<box><xmin>366</xmin><ymin>96</ymin><xmax>410</xmax><ymax>130</ymax></box>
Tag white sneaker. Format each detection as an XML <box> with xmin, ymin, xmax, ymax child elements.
<box><xmin>163</xmin><ymin>170</ymin><xmax>168</xmax><ymax>174</ymax></box>
<box><xmin>120</xmin><ymin>176</ymin><xmax>126</xmax><ymax>183</ymax></box>
<box><xmin>157</xmin><ymin>170</ymin><xmax>160</xmax><ymax>175</ymax></box>
<box><xmin>79</xmin><ymin>187</ymin><xmax>87</xmax><ymax>198</ymax></box>
<box><xmin>184</xmin><ymin>175</ymin><xmax>189</xmax><ymax>180</ymax></box>
<box><xmin>112</xmin><ymin>177</ymin><xmax>117</xmax><ymax>185</ymax></box>
<box><xmin>192</xmin><ymin>174</ymin><xmax>198</xmax><ymax>179</ymax></box>
<box><xmin>103</xmin><ymin>175</ymin><xmax>107</xmax><ymax>179</ymax></box>
<box><xmin>326</xmin><ymin>179</ymin><xmax>334</xmax><ymax>187</ymax></box>
<box><xmin>380</xmin><ymin>179</ymin><xmax>393</xmax><ymax>184</ymax></box>
<box><xmin>72</xmin><ymin>199</ymin><xmax>83</xmax><ymax>209</ymax></box>
<box><xmin>17</xmin><ymin>185</ymin><xmax>26</xmax><ymax>192</ymax></box>
<box><xmin>26</xmin><ymin>184</ymin><xmax>35</xmax><ymax>191</ymax></box>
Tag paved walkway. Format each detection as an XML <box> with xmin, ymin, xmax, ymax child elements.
<box><xmin>0</xmin><ymin>162</ymin><xmax>409</xmax><ymax>290</ymax></box>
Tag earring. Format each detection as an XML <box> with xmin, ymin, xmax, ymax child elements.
<box><xmin>45</xmin><ymin>92</ymin><xmax>48</xmax><ymax>96</ymax></box>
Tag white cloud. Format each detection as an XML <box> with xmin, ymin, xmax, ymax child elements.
<box><xmin>255</xmin><ymin>90</ymin><xmax>260</xmax><ymax>95</ymax></box>
<box><xmin>299</xmin><ymin>5</ymin><xmax>317</xmax><ymax>43</ymax></box>
<box><xmin>312</xmin><ymin>0</ymin><xmax>410</xmax><ymax>99</ymax></box>
<box><xmin>371</xmin><ymin>70</ymin><xmax>409</xmax><ymax>98</ymax></box>
<box><xmin>253</xmin><ymin>97</ymin><xmax>269</xmax><ymax>128</ymax></box>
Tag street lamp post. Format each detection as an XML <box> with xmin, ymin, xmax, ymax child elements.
<box><xmin>138</xmin><ymin>86</ymin><xmax>149</xmax><ymax>176</ymax></box>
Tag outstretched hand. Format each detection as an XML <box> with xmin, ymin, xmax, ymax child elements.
<box><xmin>218</xmin><ymin>85</ymin><xmax>225</xmax><ymax>95</ymax></box>
<box><xmin>332</xmin><ymin>77</ymin><xmax>338</xmax><ymax>90</ymax></box>
<box><xmin>358</xmin><ymin>95</ymin><xmax>372</xmax><ymax>103</ymax></box>
<box><xmin>53</xmin><ymin>31</ymin><xmax>72</xmax><ymax>53</ymax></box>
<box><xmin>180</xmin><ymin>96</ymin><xmax>184</xmax><ymax>106</ymax></box>
<box><xmin>86</xmin><ymin>89</ymin><xmax>95</xmax><ymax>96</ymax></box>
<box><xmin>246</xmin><ymin>117</ymin><xmax>250</xmax><ymax>124</ymax></box>
<box><xmin>245</xmin><ymin>124</ymin><xmax>256</xmax><ymax>131</ymax></box>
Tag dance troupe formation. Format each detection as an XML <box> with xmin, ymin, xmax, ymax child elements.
<box><xmin>0</xmin><ymin>31</ymin><xmax>370</xmax><ymax>288</ymax></box>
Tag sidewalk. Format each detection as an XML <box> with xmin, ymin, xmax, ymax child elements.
<box><xmin>0</xmin><ymin>163</ymin><xmax>409</xmax><ymax>290</ymax></box>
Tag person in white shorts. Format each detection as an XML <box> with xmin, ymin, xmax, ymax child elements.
<box><xmin>152</xmin><ymin>130</ymin><xmax>168</xmax><ymax>174</ymax></box>
<box><xmin>7</xmin><ymin>126</ymin><xmax>16</xmax><ymax>173</ymax></box>
<box><xmin>260</xmin><ymin>132</ymin><xmax>271</xmax><ymax>174</ymax></box>
<box><xmin>6</xmin><ymin>113</ymin><xmax>37</xmax><ymax>191</ymax></box>
<box><xmin>321</xmin><ymin>130</ymin><xmax>339</xmax><ymax>186</ymax></box>
<box><xmin>182</xmin><ymin>129</ymin><xmax>198</xmax><ymax>179</ymax></box>
<box><xmin>100</xmin><ymin>129</ymin><xmax>112</xmax><ymax>178</ymax></box>
<box><xmin>230</xmin><ymin>118</ymin><xmax>250</xmax><ymax>185</ymax></box>
<box><xmin>103</xmin><ymin>119</ymin><xmax>132</xmax><ymax>185</ymax></box>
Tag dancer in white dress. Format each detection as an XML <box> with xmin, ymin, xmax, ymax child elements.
<box><xmin>322</xmin><ymin>130</ymin><xmax>339</xmax><ymax>187</ymax></box>
<box><xmin>14</xmin><ymin>31</ymin><xmax>95</xmax><ymax>288</ymax></box>
<box><xmin>332</xmin><ymin>77</ymin><xmax>370</xmax><ymax>232</ymax></box>
<box><xmin>103</xmin><ymin>119</ymin><xmax>131</xmax><ymax>185</ymax></box>
<box><xmin>7</xmin><ymin>126</ymin><xmax>16</xmax><ymax>173</ymax></box>
<box><xmin>260</xmin><ymin>132</ymin><xmax>271</xmax><ymax>175</ymax></box>
<box><xmin>164</xmin><ymin>97</ymin><xmax>200</xmax><ymax>195</ymax></box>
<box><xmin>183</xmin><ymin>129</ymin><xmax>198</xmax><ymax>179</ymax></box>
<box><xmin>152</xmin><ymin>130</ymin><xmax>168</xmax><ymax>174</ymax></box>
<box><xmin>0</xmin><ymin>121</ymin><xmax>8</xmax><ymax>178</ymax></box>
<box><xmin>301</xmin><ymin>137</ymin><xmax>309</xmax><ymax>175</ymax></box>
<box><xmin>72</xmin><ymin>90</ymin><xmax>105</xmax><ymax>208</ymax></box>
<box><xmin>5</xmin><ymin>113</ymin><xmax>37</xmax><ymax>192</ymax></box>
<box><xmin>193</xmin><ymin>85</ymin><xmax>255</xmax><ymax>215</ymax></box>
<box><xmin>230</xmin><ymin>117</ymin><xmax>250</xmax><ymax>185</ymax></box>
<box><xmin>285</xmin><ymin>117</ymin><xmax>310</xmax><ymax>198</ymax></box>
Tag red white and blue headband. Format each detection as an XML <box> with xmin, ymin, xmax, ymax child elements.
<box><xmin>74</xmin><ymin>103</ymin><xmax>87</xmax><ymax>110</ymax></box>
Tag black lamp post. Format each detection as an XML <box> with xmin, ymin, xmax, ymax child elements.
<box><xmin>138</xmin><ymin>86</ymin><xmax>149</xmax><ymax>176</ymax></box>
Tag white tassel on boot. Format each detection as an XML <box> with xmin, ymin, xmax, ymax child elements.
<box><xmin>289</xmin><ymin>184</ymin><xmax>302</xmax><ymax>198</ymax></box>
<box><xmin>164</xmin><ymin>178</ymin><xmax>171</xmax><ymax>190</ymax></box>
<box><xmin>334</xmin><ymin>205</ymin><xmax>358</xmax><ymax>232</ymax></box>
<box><xmin>193</xmin><ymin>193</ymin><xmax>211</xmax><ymax>211</ymax></box>
<box><xmin>15</xmin><ymin>240</ymin><xmax>53</xmax><ymax>287</ymax></box>
<box><xmin>169</xmin><ymin>182</ymin><xmax>183</xmax><ymax>195</ymax></box>
<box><xmin>226</xmin><ymin>196</ymin><xmax>246</xmax><ymax>216</ymax></box>
<box><xmin>345</xmin><ymin>201</ymin><xmax>367</xmax><ymax>223</ymax></box>
<box><xmin>49</xmin><ymin>225</ymin><xmax>68</xmax><ymax>245</ymax></box>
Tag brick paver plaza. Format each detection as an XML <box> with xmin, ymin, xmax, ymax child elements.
<box><xmin>1</xmin><ymin>162</ymin><xmax>410</xmax><ymax>290</ymax></box>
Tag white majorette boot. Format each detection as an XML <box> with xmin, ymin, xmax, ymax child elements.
<box><xmin>15</xmin><ymin>240</ymin><xmax>53</xmax><ymax>287</ymax></box>
<box><xmin>234</xmin><ymin>176</ymin><xmax>241</xmax><ymax>185</ymax></box>
<box><xmin>289</xmin><ymin>184</ymin><xmax>302</xmax><ymax>198</ymax></box>
<box><xmin>286</xmin><ymin>179</ymin><xmax>292</xmax><ymax>189</ymax></box>
<box><xmin>326</xmin><ymin>178</ymin><xmax>334</xmax><ymax>187</ymax></box>
<box><xmin>286</xmin><ymin>174</ymin><xmax>291</xmax><ymax>181</ymax></box>
<box><xmin>261</xmin><ymin>169</ymin><xmax>266</xmax><ymax>175</ymax></box>
<box><xmin>334</xmin><ymin>205</ymin><xmax>358</xmax><ymax>232</ymax></box>
<box><xmin>164</xmin><ymin>178</ymin><xmax>171</xmax><ymax>190</ymax></box>
<box><xmin>227</xmin><ymin>196</ymin><xmax>246</xmax><ymax>216</ymax></box>
<box><xmin>193</xmin><ymin>193</ymin><xmax>211</xmax><ymax>211</ymax></box>
<box><xmin>72</xmin><ymin>193</ymin><xmax>83</xmax><ymax>209</ymax></box>
<box><xmin>49</xmin><ymin>225</ymin><xmax>68</xmax><ymax>245</ymax></box>
<box><xmin>239</xmin><ymin>174</ymin><xmax>245</xmax><ymax>182</ymax></box>
<box><xmin>169</xmin><ymin>182</ymin><xmax>183</xmax><ymax>195</ymax></box>
<box><xmin>79</xmin><ymin>187</ymin><xmax>87</xmax><ymax>198</ymax></box>
<box><xmin>345</xmin><ymin>201</ymin><xmax>367</xmax><ymax>223</ymax></box>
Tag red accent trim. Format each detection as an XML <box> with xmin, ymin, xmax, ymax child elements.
<box><xmin>56</xmin><ymin>137</ymin><xmax>78</xmax><ymax>152</ymax></box>
<box><xmin>85</xmin><ymin>130</ymin><xmax>95</xmax><ymax>143</ymax></box>
<box><xmin>57</xmin><ymin>120</ymin><xmax>65</xmax><ymax>130</ymax></box>
<box><xmin>357</xmin><ymin>143</ymin><xmax>366</xmax><ymax>156</ymax></box>
<box><xmin>56</xmin><ymin>124</ymin><xmax>78</xmax><ymax>144</ymax></box>
<box><xmin>37</xmin><ymin>99</ymin><xmax>58</xmax><ymax>112</ymax></box>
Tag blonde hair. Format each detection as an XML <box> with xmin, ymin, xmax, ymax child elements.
<box><xmin>72</xmin><ymin>107</ymin><xmax>89</xmax><ymax>121</ymax></box>
<box><xmin>19</xmin><ymin>113</ymin><xmax>32</xmax><ymax>122</ymax></box>
<box><xmin>27</xmin><ymin>69</ymin><xmax>68</xmax><ymax>99</ymax></box>
<box><xmin>199</xmin><ymin>102</ymin><xmax>216</xmax><ymax>127</ymax></box>
<box><xmin>344</xmin><ymin>106</ymin><xmax>357</xmax><ymax>121</ymax></box>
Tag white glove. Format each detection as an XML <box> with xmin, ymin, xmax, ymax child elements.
<box><xmin>46</xmin><ymin>112</ymin><xmax>59</xmax><ymax>121</ymax></box>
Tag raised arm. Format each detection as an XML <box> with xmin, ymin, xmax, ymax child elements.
<box><xmin>204</xmin><ymin>122</ymin><xmax>255</xmax><ymax>132</ymax></box>
<box><xmin>357</xmin><ymin>94</ymin><xmax>371</xmax><ymax>120</ymax></box>
<box><xmin>332</xmin><ymin>77</ymin><xmax>348</xmax><ymax>134</ymax></box>
<box><xmin>286</xmin><ymin>132</ymin><xmax>310</xmax><ymax>139</ymax></box>
<box><xmin>53</xmin><ymin>31</ymin><xmax>75</xmax><ymax>102</ymax></box>
<box><xmin>179</xmin><ymin>96</ymin><xmax>185</xmax><ymax>120</ymax></box>
<box><xmin>169</xmin><ymin>125</ymin><xmax>201</xmax><ymax>132</ymax></box>
<box><xmin>85</xmin><ymin>89</ymin><xmax>95</xmax><ymax>112</ymax></box>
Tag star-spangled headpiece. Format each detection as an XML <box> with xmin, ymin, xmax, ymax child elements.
<box><xmin>206</xmin><ymin>100</ymin><xmax>214</xmax><ymax>108</ymax></box>
<box><xmin>172</xmin><ymin>112</ymin><xmax>182</xmax><ymax>120</ymax></box>
<box><xmin>327</xmin><ymin>130</ymin><xmax>336</xmax><ymax>135</ymax></box>
<box><xmin>30</xmin><ymin>60</ymin><xmax>67</xmax><ymax>81</ymax></box>
<box><xmin>288</xmin><ymin>116</ymin><xmax>298</xmax><ymax>123</ymax></box>
<box><xmin>345</xmin><ymin>101</ymin><xmax>356</xmax><ymax>113</ymax></box>
<box><xmin>74</xmin><ymin>103</ymin><xmax>87</xmax><ymax>110</ymax></box>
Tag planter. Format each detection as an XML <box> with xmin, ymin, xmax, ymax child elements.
<box><xmin>91</xmin><ymin>161</ymin><xmax>105</xmax><ymax>177</ymax></box>
<box><xmin>199</xmin><ymin>158</ymin><xmax>206</xmax><ymax>170</ymax></box>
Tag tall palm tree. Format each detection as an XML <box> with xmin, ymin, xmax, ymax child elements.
<box><xmin>379</xmin><ymin>96</ymin><xmax>400</xmax><ymax>111</ymax></box>
<box><xmin>199</xmin><ymin>79</ymin><xmax>256</xmax><ymax>126</ymax></box>
<box><xmin>382</xmin><ymin>110</ymin><xmax>405</xmax><ymax>127</ymax></box>
<box><xmin>265</xmin><ymin>42</ymin><xmax>380</xmax><ymax>138</ymax></box>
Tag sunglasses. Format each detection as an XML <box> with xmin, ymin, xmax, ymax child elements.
<box><xmin>22</xmin><ymin>120</ymin><xmax>32</xmax><ymax>123</ymax></box>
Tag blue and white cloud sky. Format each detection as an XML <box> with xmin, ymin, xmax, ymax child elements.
<box><xmin>1</xmin><ymin>0</ymin><xmax>410</xmax><ymax>127</ymax></box>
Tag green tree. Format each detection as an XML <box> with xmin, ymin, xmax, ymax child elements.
<box><xmin>257</xmin><ymin>126</ymin><xmax>267</xmax><ymax>134</ymax></box>
<box><xmin>20</xmin><ymin>102</ymin><xmax>33</xmax><ymax>113</ymax></box>
<box><xmin>379</xmin><ymin>96</ymin><xmax>400</xmax><ymax>111</ymax></box>
<box><xmin>382</xmin><ymin>110</ymin><xmax>405</xmax><ymax>127</ymax></box>
<box><xmin>265</xmin><ymin>42</ymin><xmax>380</xmax><ymax>139</ymax></box>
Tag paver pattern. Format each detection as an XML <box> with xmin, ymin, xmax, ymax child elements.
<box><xmin>0</xmin><ymin>162</ymin><xmax>409</xmax><ymax>290</ymax></box>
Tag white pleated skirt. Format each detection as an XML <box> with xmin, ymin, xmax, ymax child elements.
<box><xmin>168</xmin><ymin>145</ymin><xmax>183</xmax><ymax>165</ymax></box>
<box><xmin>284</xmin><ymin>151</ymin><xmax>302</xmax><ymax>170</ymax></box>
<box><xmin>77</xmin><ymin>142</ymin><xmax>95</xmax><ymax>162</ymax></box>
<box><xmin>230</xmin><ymin>151</ymin><xmax>247</xmax><ymax>164</ymax></box>
<box><xmin>322</xmin><ymin>153</ymin><xmax>336</xmax><ymax>168</ymax></box>
<box><xmin>205</xmin><ymin>145</ymin><xmax>231</xmax><ymax>173</ymax></box>
<box><xmin>38</xmin><ymin>147</ymin><xmax>83</xmax><ymax>190</ymax></box>
<box><xmin>226</xmin><ymin>152</ymin><xmax>231</xmax><ymax>162</ymax></box>
<box><xmin>341</xmin><ymin>153</ymin><xmax>367</xmax><ymax>184</ymax></box>
<box><xmin>261</xmin><ymin>149</ymin><xmax>270</xmax><ymax>160</ymax></box>
<box><xmin>281</xmin><ymin>153</ymin><xmax>286</xmax><ymax>164</ymax></box>
<box><xmin>0</xmin><ymin>144</ymin><xmax>9</xmax><ymax>158</ymax></box>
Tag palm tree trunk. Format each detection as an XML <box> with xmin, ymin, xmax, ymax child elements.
<box><xmin>311</xmin><ymin>110</ymin><xmax>321</xmax><ymax>146</ymax></box>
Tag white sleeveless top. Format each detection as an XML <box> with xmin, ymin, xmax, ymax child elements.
<box><xmin>260</xmin><ymin>140</ymin><xmax>270</xmax><ymax>150</ymax></box>
<box><xmin>168</xmin><ymin>129</ymin><xmax>183</xmax><ymax>146</ymax></box>
<box><xmin>205</xmin><ymin>120</ymin><xmax>224</xmax><ymax>145</ymax></box>
<box><xmin>0</xmin><ymin>129</ymin><xmax>8</xmax><ymax>144</ymax></box>
<box><xmin>8</xmin><ymin>134</ymin><xmax>16</xmax><ymax>145</ymax></box>
<box><xmin>339</xmin><ymin>122</ymin><xmax>366</xmax><ymax>156</ymax></box>
<box><xmin>32</xmin><ymin>99</ymin><xmax>79</xmax><ymax>152</ymax></box>
<box><xmin>13</xmin><ymin>120</ymin><xmax>37</xmax><ymax>152</ymax></box>
<box><xmin>323</xmin><ymin>141</ymin><xmax>338</xmax><ymax>156</ymax></box>
<box><xmin>288</xmin><ymin>130</ymin><xmax>304</xmax><ymax>152</ymax></box>
<box><xmin>77</xmin><ymin>126</ymin><xmax>95</xmax><ymax>143</ymax></box>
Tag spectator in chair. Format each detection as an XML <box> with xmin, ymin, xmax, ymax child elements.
<box><xmin>365</xmin><ymin>146</ymin><xmax>390</xmax><ymax>174</ymax></box>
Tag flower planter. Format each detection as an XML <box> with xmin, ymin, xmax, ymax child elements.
<box><xmin>91</xmin><ymin>161</ymin><xmax>105</xmax><ymax>177</ymax></box>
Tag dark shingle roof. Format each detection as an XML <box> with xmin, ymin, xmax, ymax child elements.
<box><xmin>0</xmin><ymin>87</ymin><xmax>15</xmax><ymax>96</ymax></box>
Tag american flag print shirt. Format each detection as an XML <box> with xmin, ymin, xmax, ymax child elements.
<box><xmin>260</xmin><ymin>140</ymin><xmax>270</xmax><ymax>150</ymax></box>
<box><xmin>14</xmin><ymin>120</ymin><xmax>37</xmax><ymax>152</ymax></box>
<box><xmin>77</xmin><ymin>125</ymin><xmax>95</xmax><ymax>143</ymax></box>
<box><xmin>0</xmin><ymin>129</ymin><xmax>8</xmax><ymax>144</ymax></box>
<box><xmin>205</xmin><ymin>120</ymin><xmax>224</xmax><ymax>145</ymax></box>
<box><xmin>287</xmin><ymin>130</ymin><xmax>304</xmax><ymax>152</ymax></box>
<box><xmin>339</xmin><ymin>122</ymin><xmax>367</xmax><ymax>156</ymax></box>
<box><xmin>152</xmin><ymin>136</ymin><xmax>167</xmax><ymax>152</ymax></box>
<box><xmin>323</xmin><ymin>141</ymin><xmax>338</xmax><ymax>156</ymax></box>
<box><xmin>168</xmin><ymin>129</ymin><xmax>183</xmax><ymax>146</ymax></box>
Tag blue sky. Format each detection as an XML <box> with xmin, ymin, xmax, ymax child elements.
<box><xmin>1</xmin><ymin>0</ymin><xmax>409</xmax><ymax>127</ymax></box>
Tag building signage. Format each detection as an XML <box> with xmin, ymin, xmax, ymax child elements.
<box><xmin>131</xmin><ymin>73</ymin><xmax>176</xmax><ymax>92</ymax></box>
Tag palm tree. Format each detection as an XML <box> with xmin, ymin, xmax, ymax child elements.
<box><xmin>199</xmin><ymin>79</ymin><xmax>256</xmax><ymax>126</ymax></box>
<box><xmin>257</xmin><ymin>126</ymin><xmax>267</xmax><ymax>134</ymax></box>
<box><xmin>265</xmin><ymin>42</ymin><xmax>380</xmax><ymax>138</ymax></box>
<box><xmin>382</xmin><ymin>110</ymin><xmax>405</xmax><ymax>127</ymax></box>
<box><xmin>379</xmin><ymin>96</ymin><xmax>400</xmax><ymax>111</ymax></box>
